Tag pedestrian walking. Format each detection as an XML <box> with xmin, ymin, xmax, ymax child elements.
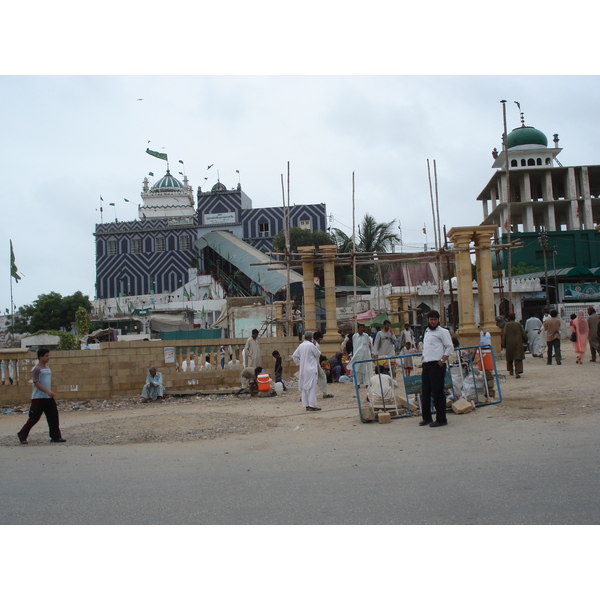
<box><xmin>18</xmin><ymin>348</ymin><xmax>66</xmax><ymax>444</ymax></box>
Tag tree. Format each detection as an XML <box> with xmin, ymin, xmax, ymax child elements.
<box><xmin>272</xmin><ymin>227</ymin><xmax>334</xmax><ymax>254</ymax></box>
<box><xmin>9</xmin><ymin>291</ymin><xmax>92</xmax><ymax>334</ymax></box>
<box><xmin>75</xmin><ymin>306</ymin><xmax>91</xmax><ymax>336</ymax></box>
<box><xmin>330</xmin><ymin>214</ymin><xmax>401</xmax><ymax>286</ymax></box>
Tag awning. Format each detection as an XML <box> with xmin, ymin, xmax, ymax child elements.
<box><xmin>512</xmin><ymin>267</ymin><xmax>595</xmax><ymax>281</ymax></box>
<box><xmin>196</xmin><ymin>230</ymin><xmax>304</xmax><ymax>295</ymax></box>
<box><xmin>149</xmin><ymin>312</ymin><xmax>194</xmax><ymax>332</ymax></box>
<box><xmin>357</xmin><ymin>310</ymin><xmax>405</xmax><ymax>328</ymax></box>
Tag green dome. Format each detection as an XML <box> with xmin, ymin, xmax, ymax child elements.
<box><xmin>212</xmin><ymin>181</ymin><xmax>227</xmax><ymax>191</ymax></box>
<box><xmin>152</xmin><ymin>170</ymin><xmax>183</xmax><ymax>190</ymax></box>
<box><xmin>507</xmin><ymin>126</ymin><xmax>548</xmax><ymax>149</ymax></box>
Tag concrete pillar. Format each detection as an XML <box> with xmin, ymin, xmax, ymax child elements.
<box><xmin>447</xmin><ymin>227</ymin><xmax>478</xmax><ymax>342</ymax></box>
<box><xmin>520</xmin><ymin>171</ymin><xmax>531</xmax><ymax>203</ymax></box>
<box><xmin>542</xmin><ymin>170</ymin><xmax>553</xmax><ymax>202</ymax></box>
<box><xmin>581</xmin><ymin>166</ymin><xmax>594</xmax><ymax>229</ymax></box>
<box><xmin>298</xmin><ymin>246</ymin><xmax>317</xmax><ymax>333</ymax></box>
<box><xmin>320</xmin><ymin>245</ymin><xmax>340</xmax><ymax>345</ymax></box>
<box><xmin>524</xmin><ymin>204</ymin><xmax>534</xmax><ymax>232</ymax></box>
<box><xmin>491</xmin><ymin>186</ymin><xmax>498</xmax><ymax>210</ymax></box>
<box><xmin>546</xmin><ymin>203</ymin><xmax>556</xmax><ymax>231</ymax></box>
<box><xmin>473</xmin><ymin>226</ymin><xmax>500</xmax><ymax>354</ymax></box>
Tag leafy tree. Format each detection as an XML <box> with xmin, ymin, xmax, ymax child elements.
<box><xmin>272</xmin><ymin>227</ymin><xmax>334</xmax><ymax>254</ymax></box>
<box><xmin>9</xmin><ymin>291</ymin><xmax>92</xmax><ymax>334</ymax></box>
<box><xmin>75</xmin><ymin>306</ymin><xmax>91</xmax><ymax>336</ymax></box>
<box><xmin>511</xmin><ymin>262</ymin><xmax>541</xmax><ymax>276</ymax></box>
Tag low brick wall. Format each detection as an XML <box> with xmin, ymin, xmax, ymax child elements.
<box><xmin>0</xmin><ymin>337</ymin><xmax>304</xmax><ymax>406</ymax></box>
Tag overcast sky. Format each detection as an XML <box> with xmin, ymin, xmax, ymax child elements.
<box><xmin>2</xmin><ymin>4</ymin><xmax>599</xmax><ymax>314</ymax></box>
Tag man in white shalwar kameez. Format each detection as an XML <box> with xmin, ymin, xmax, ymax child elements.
<box><xmin>351</xmin><ymin>323</ymin><xmax>373</xmax><ymax>387</ymax></box>
<box><xmin>141</xmin><ymin>367</ymin><xmax>165</xmax><ymax>402</ymax></box>
<box><xmin>292</xmin><ymin>331</ymin><xmax>322</xmax><ymax>411</ymax></box>
<box><xmin>537</xmin><ymin>309</ymin><xmax>550</xmax><ymax>358</ymax></box>
<box><xmin>524</xmin><ymin>313</ymin><xmax>543</xmax><ymax>356</ymax></box>
<box><xmin>244</xmin><ymin>329</ymin><xmax>262</xmax><ymax>369</ymax></box>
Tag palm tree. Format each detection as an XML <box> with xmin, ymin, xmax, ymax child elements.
<box><xmin>330</xmin><ymin>214</ymin><xmax>401</xmax><ymax>285</ymax></box>
<box><xmin>359</xmin><ymin>214</ymin><xmax>401</xmax><ymax>254</ymax></box>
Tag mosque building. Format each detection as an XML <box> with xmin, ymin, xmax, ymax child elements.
<box><xmin>94</xmin><ymin>168</ymin><xmax>327</xmax><ymax>300</ymax></box>
<box><xmin>476</xmin><ymin>113</ymin><xmax>600</xmax><ymax>307</ymax></box>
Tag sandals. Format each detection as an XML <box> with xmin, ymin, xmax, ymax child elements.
<box><xmin>17</xmin><ymin>432</ymin><xmax>28</xmax><ymax>445</ymax></box>
<box><xmin>323</xmin><ymin>394</ymin><xmax>334</xmax><ymax>398</ymax></box>
<box><xmin>51</xmin><ymin>438</ymin><xmax>67</xmax><ymax>443</ymax></box>
<box><xmin>306</xmin><ymin>406</ymin><xmax>322</xmax><ymax>411</ymax></box>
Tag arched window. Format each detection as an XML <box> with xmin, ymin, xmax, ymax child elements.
<box><xmin>521</xmin><ymin>159</ymin><xmax>526</xmax><ymax>166</ymax></box>
<box><xmin>545</xmin><ymin>158</ymin><xmax>551</xmax><ymax>165</ymax></box>
<box><xmin>511</xmin><ymin>159</ymin><xmax>518</xmax><ymax>167</ymax></box>
<box><xmin>527</xmin><ymin>158</ymin><xmax>535</xmax><ymax>166</ymax></box>
<box><xmin>536</xmin><ymin>158</ymin><xmax>542</xmax><ymax>165</ymax></box>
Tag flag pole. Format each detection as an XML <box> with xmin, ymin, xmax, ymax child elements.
<box><xmin>352</xmin><ymin>171</ymin><xmax>357</xmax><ymax>334</ymax></box>
<box><xmin>10</xmin><ymin>258</ymin><xmax>14</xmax><ymax>333</ymax></box>
<box><xmin>501</xmin><ymin>100</ymin><xmax>513</xmax><ymax>314</ymax></box>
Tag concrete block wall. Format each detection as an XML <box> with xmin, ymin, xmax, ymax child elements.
<box><xmin>0</xmin><ymin>336</ymin><xmax>303</xmax><ymax>406</ymax></box>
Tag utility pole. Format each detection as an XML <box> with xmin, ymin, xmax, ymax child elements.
<box><xmin>501</xmin><ymin>100</ymin><xmax>513</xmax><ymax>315</ymax></box>
<box><xmin>539</xmin><ymin>229</ymin><xmax>549</xmax><ymax>306</ymax></box>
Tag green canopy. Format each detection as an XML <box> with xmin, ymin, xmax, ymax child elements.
<box><xmin>358</xmin><ymin>311</ymin><xmax>405</xmax><ymax>328</ymax></box>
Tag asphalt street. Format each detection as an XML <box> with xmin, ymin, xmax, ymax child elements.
<box><xmin>2</xmin><ymin>408</ymin><xmax>599</xmax><ymax>525</ymax></box>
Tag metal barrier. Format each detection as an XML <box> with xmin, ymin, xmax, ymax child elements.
<box><xmin>352</xmin><ymin>344</ymin><xmax>503</xmax><ymax>423</ymax></box>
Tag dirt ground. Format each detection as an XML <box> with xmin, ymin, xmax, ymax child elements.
<box><xmin>1</xmin><ymin>342</ymin><xmax>598</xmax><ymax>447</ymax></box>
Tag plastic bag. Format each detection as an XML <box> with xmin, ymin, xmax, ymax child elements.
<box><xmin>461</xmin><ymin>368</ymin><xmax>486</xmax><ymax>400</ymax></box>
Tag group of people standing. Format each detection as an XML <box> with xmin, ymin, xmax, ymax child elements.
<box><xmin>569</xmin><ymin>307</ymin><xmax>599</xmax><ymax>364</ymax></box>
<box><xmin>502</xmin><ymin>306</ymin><xmax>600</xmax><ymax>378</ymax></box>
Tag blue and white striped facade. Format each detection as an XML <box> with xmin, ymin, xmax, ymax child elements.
<box><xmin>95</xmin><ymin>216</ymin><xmax>198</xmax><ymax>299</ymax></box>
<box><xmin>94</xmin><ymin>175</ymin><xmax>327</xmax><ymax>299</ymax></box>
<box><xmin>197</xmin><ymin>185</ymin><xmax>327</xmax><ymax>253</ymax></box>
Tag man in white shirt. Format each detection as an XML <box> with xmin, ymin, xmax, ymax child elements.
<box><xmin>398</xmin><ymin>322</ymin><xmax>416</xmax><ymax>352</ymax></box>
<box><xmin>351</xmin><ymin>323</ymin><xmax>372</xmax><ymax>387</ymax></box>
<box><xmin>373</xmin><ymin>319</ymin><xmax>397</xmax><ymax>376</ymax></box>
<box><xmin>244</xmin><ymin>329</ymin><xmax>262</xmax><ymax>369</ymax></box>
<box><xmin>292</xmin><ymin>331</ymin><xmax>322</xmax><ymax>411</ymax></box>
<box><xmin>420</xmin><ymin>310</ymin><xmax>454</xmax><ymax>428</ymax></box>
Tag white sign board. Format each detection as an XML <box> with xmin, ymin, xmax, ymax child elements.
<box><xmin>204</xmin><ymin>212</ymin><xmax>236</xmax><ymax>226</ymax></box>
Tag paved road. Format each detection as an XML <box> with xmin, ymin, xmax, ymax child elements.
<box><xmin>2</xmin><ymin>408</ymin><xmax>599</xmax><ymax>525</ymax></box>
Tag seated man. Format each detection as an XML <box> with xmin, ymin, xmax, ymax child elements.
<box><xmin>141</xmin><ymin>366</ymin><xmax>165</xmax><ymax>402</ymax></box>
<box><xmin>236</xmin><ymin>366</ymin><xmax>263</xmax><ymax>396</ymax></box>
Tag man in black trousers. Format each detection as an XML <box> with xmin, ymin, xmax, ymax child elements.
<box><xmin>419</xmin><ymin>311</ymin><xmax>455</xmax><ymax>428</ymax></box>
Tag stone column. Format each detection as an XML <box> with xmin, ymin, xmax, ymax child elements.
<box><xmin>387</xmin><ymin>294</ymin><xmax>412</xmax><ymax>324</ymax></box>
<box><xmin>273</xmin><ymin>301</ymin><xmax>285</xmax><ymax>338</ymax></box>
<box><xmin>298</xmin><ymin>246</ymin><xmax>317</xmax><ymax>333</ymax></box>
<box><xmin>473</xmin><ymin>226</ymin><xmax>499</xmax><ymax>353</ymax></box>
<box><xmin>320</xmin><ymin>245</ymin><xmax>339</xmax><ymax>345</ymax></box>
<box><xmin>448</xmin><ymin>227</ymin><xmax>479</xmax><ymax>345</ymax></box>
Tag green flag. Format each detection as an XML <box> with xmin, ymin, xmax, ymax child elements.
<box><xmin>146</xmin><ymin>148</ymin><xmax>168</xmax><ymax>161</ymax></box>
<box><xmin>109</xmin><ymin>203</ymin><xmax>115</xmax><ymax>206</ymax></box>
<box><xmin>178</xmin><ymin>160</ymin><xmax>184</xmax><ymax>164</ymax></box>
<box><xmin>10</xmin><ymin>240</ymin><xmax>21</xmax><ymax>282</ymax></box>
<box><xmin>148</xmin><ymin>172</ymin><xmax>154</xmax><ymax>177</ymax></box>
